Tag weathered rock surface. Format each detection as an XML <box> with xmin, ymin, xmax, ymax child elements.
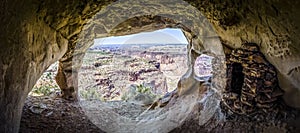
<box><xmin>1</xmin><ymin>0</ymin><xmax>300</xmax><ymax>132</ymax></box>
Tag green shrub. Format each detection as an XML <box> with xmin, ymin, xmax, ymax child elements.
<box><xmin>79</xmin><ymin>87</ymin><xmax>103</xmax><ymax>101</ymax></box>
<box><xmin>31</xmin><ymin>71</ymin><xmax>59</xmax><ymax>96</ymax></box>
<box><xmin>121</xmin><ymin>83</ymin><xmax>160</xmax><ymax>102</ymax></box>
<box><xmin>31</xmin><ymin>85</ymin><xmax>59</xmax><ymax>96</ymax></box>
<box><xmin>136</xmin><ymin>84</ymin><xmax>151</xmax><ymax>94</ymax></box>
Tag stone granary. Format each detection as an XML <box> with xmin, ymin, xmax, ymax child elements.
<box><xmin>1</xmin><ymin>0</ymin><xmax>300</xmax><ymax>132</ymax></box>
<box><xmin>222</xmin><ymin>43</ymin><xmax>284</xmax><ymax>115</ymax></box>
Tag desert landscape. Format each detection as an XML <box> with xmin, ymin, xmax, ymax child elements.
<box><xmin>78</xmin><ymin>43</ymin><xmax>188</xmax><ymax>103</ymax></box>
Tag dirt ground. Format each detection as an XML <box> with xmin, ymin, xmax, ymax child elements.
<box><xmin>20</xmin><ymin>96</ymin><xmax>104</xmax><ymax>133</ymax></box>
<box><xmin>20</xmin><ymin>96</ymin><xmax>300</xmax><ymax>133</ymax></box>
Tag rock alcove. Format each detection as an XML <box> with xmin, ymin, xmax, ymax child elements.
<box><xmin>1</xmin><ymin>0</ymin><xmax>300</xmax><ymax>132</ymax></box>
<box><xmin>72</xmin><ymin>6</ymin><xmax>225</xmax><ymax>131</ymax></box>
<box><xmin>222</xmin><ymin>43</ymin><xmax>284</xmax><ymax>115</ymax></box>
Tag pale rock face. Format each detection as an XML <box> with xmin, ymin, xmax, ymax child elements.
<box><xmin>1</xmin><ymin>0</ymin><xmax>300</xmax><ymax>132</ymax></box>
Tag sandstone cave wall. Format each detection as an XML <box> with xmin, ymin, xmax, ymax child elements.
<box><xmin>1</xmin><ymin>0</ymin><xmax>300</xmax><ymax>132</ymax></box>
<box><xmin>186</xmin><ymin>0</ymin><xmax>300</xmax><ymax>108</ymax></box>
<box><xmin>1</xmin><ymin>0</ymin><xmax>300</xmax><ymax>109</ymax></box>
<box><xmin>45</xmin><ymin>0</ymin><xmax>300</xmax><ymax>107</ymax></box>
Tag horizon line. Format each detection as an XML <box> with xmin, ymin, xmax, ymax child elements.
<box><xmin>93</xmin><ymin>43</ymin><xmax>188</xmax><ymax>46</ymax></box>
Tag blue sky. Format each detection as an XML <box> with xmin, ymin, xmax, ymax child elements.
<box><xmin>93</xmin><ymin>28</ymin><xmax>188</xmax><ymax>45</ymax></box>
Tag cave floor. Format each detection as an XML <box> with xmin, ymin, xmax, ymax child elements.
<box><xmin>20</xmin><ymin>96</ymin><xmax>300</xmax><ymax>133</ymax></box>
<box><xmin>20</xmin><ymin>96</ymin><xmax>105</xmax><ymax>133</ymax></box>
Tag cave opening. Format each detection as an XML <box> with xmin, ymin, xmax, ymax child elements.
<box><xmin>230</xmin><ymin>63</ymin><xmax>244</xmax><ymax>95</ymax></box>
<box><xmin>194</xmin><ymin>54</ymin><xmax>214</xmax><ymax>82</ymax></box>
<box><xmin>28</xmin><ymin>62</ymin><xmax>60</xmax><ymax>97</ymax></box>
<box><xmin>78</xmin><ymin>28</ymin><xmax>189</xmax><ymax>105</ymax></box>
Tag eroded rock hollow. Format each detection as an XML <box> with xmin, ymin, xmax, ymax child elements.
<box><xmin>1</xmin><ymin>0</ymin><xmax>300</xmax><ymax>132</ymax></box>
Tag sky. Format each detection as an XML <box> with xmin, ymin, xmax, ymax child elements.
<box><xmin>93</xmin><ymin>28</ymin><xmax>188</xmax><ymax>46</ymax></box>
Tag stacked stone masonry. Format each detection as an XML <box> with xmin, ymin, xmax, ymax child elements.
<box><xmin>223</xmin><ymin>43</ymin><xmax>284</xmax><ymax>115</ymax></box>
